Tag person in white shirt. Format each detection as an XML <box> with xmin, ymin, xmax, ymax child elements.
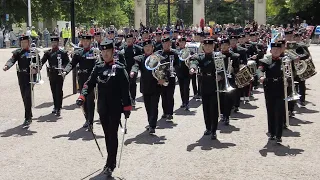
<box><xmin>26</xmin><ymin>27</ymin><xmax>31</xmax><ymax>36</ymax></box>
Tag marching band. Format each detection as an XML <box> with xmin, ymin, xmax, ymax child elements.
<box><xmin>2</xmin><ymin>20</ymin><xmax>317</xmax><ymax>177</ymax></box>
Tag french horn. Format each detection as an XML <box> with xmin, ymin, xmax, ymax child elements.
<box><xmin>145</xmin><ymin>54</ymin><xmax>170</xmax><ymax>86</ymax></box>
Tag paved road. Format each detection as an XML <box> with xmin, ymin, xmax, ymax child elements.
<box><xmin>0</xmin><ymin>46</ymin><xmax>319</xmax><ymax>180</ymax></box>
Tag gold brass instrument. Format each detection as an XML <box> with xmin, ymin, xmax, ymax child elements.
<box><xmin>145</xmin><ymin>54</ymin><xmax>169</xmax><ymax>86</ymax></box>
<box><xmin>29</xmin><ymin>43</ymin><xmax>44</xmax><ymax>107</ymax></box>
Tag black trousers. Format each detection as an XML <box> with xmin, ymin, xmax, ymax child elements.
<box><xmin>241</xmin><ymin>84</ymin><xmax>250</xmax><ymax>98</ymax></box>
<box><xmin>220</xmin><ymin>91</ymin><xmax>235</xmax><ymax>118</ymax></box>
<box><xmin>297</xmin><ymin>80</ymin><xmax>306</xmax><ymax>102</ymax></box>
<box><xmin>143</xmin><ymin>92</ymin><xmax>160</xmax><ymax>128</ymax></box>
<box><xmin>197</xmin><ymin>74</ymin><xmax>202</xmax><ymax>96</ymax></box>
<box><xmin>178</xmin><ymin>77</ymin><xmax>190</xmax><ymax>105</ymax></box>
<box><xmin>191</xmin><ymin>74</ymin><xmax>198</xmax><ymax>96</ymax></box>
<box><xmin>17</xmin><ymin>73</ymin><xmax>32</xmax><ymax>120</ymax></box>
<box><xmin>234</xmin><ymin>88</ymin><xmax>241</xmax><ymax>108</ymax></box>
<box><xmin>49</xmin><ymin>73</ymin><xmax>64</xmax><ymax>110</ymax></box>
<box><xmin>161</xmin><ymin>78</ymin><xmax>175</xmax><ymax>115</ymax></box>
<box><xmin>78</xmin><ymin>73</ymin><xmax>95</xmax><ymax>124</ymax></box>
<box><xmin>129</xmin><ymin>75</ymin><xmax>137</xmax><ymax>101</ymax></box>
<box><xmin>202</xmin><ymin>93</ymin><xmax>218</xmax><ymax>132</ymax></box>
<box><xmin>99</xmin><ymin>111</ymin><xmax>121</xmax><ymax>170</ymax></box>
<box><xmin>264</xmin><ymin>82</ymin><xmax>284</xmax><ymax>138</ymax></box>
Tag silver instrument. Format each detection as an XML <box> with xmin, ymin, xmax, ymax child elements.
<box><xmin>214</xmin><ymin>52</ymin><xmax>235</xmax><ymax>118</ymax></box>
<box><xmin>226</xmin><ymin>57</ymin><xmax>233</xmax><ymax>78</ymax></box>
<box><xmin>29</xmin><ymin>43</ymin><xmax>44</xmax><ymax>107</ymax></box>
<box><xmin>282</xmin><ymin>56</ymin><xmax>301</xmax><ymax>127</ymax></box>
<box><xmin>55</xmin><ymin>54</ymin><xmax>63</xmax><ymax>75</ymax></box>
<box><xmin>169</xmin><ymin>55</ymin><xmax>175</xmax><ymax>77</ymax></box>
<box><xmin>145</xmin><ymin>54</ymin><xmax>169</xmax><ymax>86</ymax></box>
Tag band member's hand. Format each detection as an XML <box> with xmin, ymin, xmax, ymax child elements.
<box><xmin>251</xmin><ymin>55</ymin><xmax>257</xmax><ymax>60</ymax></box>
<box><xmin>130</xmin><ymin>72</ymin><xmax>135</xmax><ymax>78</ymax></box>
<box><xmin>124</xmin><ymin>111</ymin><xmax>131</xmax><ymax>119</ymax></box>
<box><xmin>3</xmin><ymin>65</ymin><xmax>8</xmax><ymax>71</ymax></box>
<box><xmin>189</xmin><ymin>68</ymin><xmax>196</xmax><ymax>75</ymax></box>
<box><xmin>31</xmin><ymin>69</ymin><xmax>38</xmax><ymax>74</ymax></box>
<box><xmin>76</xmin><ymin>98</ymin><xmax>84</xmax><ymax>106</ymax></box>
<box><xmin>216</xmin><ymin>75</ymin><xmax>222</xmax><ymax>81</ymax></box>
<box><xmin>294</xmin><ymin>57</ymin><xmax>300</xmax><ymax>63</ymax></box>
<box><xmin>158</xmin><ymin>79</ymin><xmax>166</xmax><ymax>85</ymax></box>
<box><xmin>259</xmin><ymin>77</ymin><xmax>265</xmax><ymax>83</ymax></box>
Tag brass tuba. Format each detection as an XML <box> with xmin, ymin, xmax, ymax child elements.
<box><xmin>145</xmin><ymin>54</ymin><xmax>170</xmax><ymax>86</ymax></box>
<box><xmin>285</xmin><ymin>41</ymin><xmax>308</xmax><ymax>76</ymax></box>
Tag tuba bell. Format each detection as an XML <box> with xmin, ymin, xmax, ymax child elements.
<box><xmin>145</xmin><ymin>54</ymin><xmax>170</xmax><ymax>86</ymax></box>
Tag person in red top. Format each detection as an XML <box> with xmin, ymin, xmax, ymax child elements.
<box><xmin>76</xmin><ymin>39</ymin><xmax>132</xmax><ymax>176</ymax></box>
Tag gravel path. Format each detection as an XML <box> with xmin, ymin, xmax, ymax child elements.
<box><xmin>0</xmin><ymin>46</ymin><xmax>319</xmax><ymax>180</ymax></box>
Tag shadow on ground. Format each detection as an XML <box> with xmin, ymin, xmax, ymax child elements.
<box><xmin>0</xmin><ymin>125</ymin><xmax>37</xmax><ymax>137</ymax></box>
<box><xmin>124</xmin><ymin>131</ymin><xmax>167</xmax><ymax>146</ymax></box>
<box><xmin>52</xmin><ymin>127</ymin><xmax>104</xmax><ymax>141</ymax></box>
<box><xmin>187</xmin><ymin>136</ymin><xmax>236</xmax><ymax>151</ymax></box>
<box><xmin>259</xmin><ymin>141</ymin><xmax>304</xmax><ymax>157</ymax></box>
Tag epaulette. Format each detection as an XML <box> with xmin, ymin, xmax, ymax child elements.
<box><xmin>237</xmin><ymin>45</ymin><xmax>248</xmax><ymax>52</ymax></box>
<box><xmin>250</xmin><ymin>41</ymin><xmax>257</xmax><ymax>45</ymax></box>
<box><xmin>259</xmin><ymin>55</ymin><xmax>272</xmax><ymax>65</ymax></box>
<box><xmin>44</xmin><ymin>49</ymin><xmax>50</xmax><ymax>54</ymax></box>
<box><xmin>170</xmin><ymin>48</ymin><xmax>180</xmax><ymax>55</ymax></box>
<box><xmin>230</xmin><ymin>51</ymin><xmax>240</xmax><ymax>58</ymax></box>
<box><xmin>115</xmin><ymin>61</ymin><xmax>125</xmax><ymax>69</ymax></box>
<box><xmin>133</xmin><ymin>55</ymin><xmax>144</xmax><ymax>62</ymax></box>
<box><xmin>133</xmin><ymin>44</ymin><xmax>143</xmax><ymax>51</ymax></box>
<box><xmin>12</xmin><ymin>48</ymin><xmax>22</xmax><ymax>54</ymax></box>
<box><xmin>154</xmin><ymin>50</ymin><xmax>163</xmax><ymax>55</ymax></box>
<box><xmin>74</xmin><ymin>48</ymin><xmax>83</xmax><ymax>56</ymax></box>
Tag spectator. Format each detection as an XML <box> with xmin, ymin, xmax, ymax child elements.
<box><xmin>0</xmin><ymin>26</ymin><xmax>4</xmax><ymax>48</ymax></box>
<box><xmin>4</xmin><ymin>30</ymin><xmax>10</xmax><ymax>48</ymax></box>
<box><xmin>26</xmin><ymin>27</ymin><xmax>31</xmax><ymax>36</ymax></box>
<box><xmin>9</xmin><ymin>29</ymin><xmax>17</xmax><ymax>47</ymax></box>
<box><xmin>43</xmin><ymin>28</ymin><xmax>50</xmax><ymax>47</ymax></box>
<box><xmin>31</xmin><ymin>26</ymin><xmax>39</xmax><ymax>45</ymax></box>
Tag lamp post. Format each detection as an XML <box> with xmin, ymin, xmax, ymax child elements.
<box><xmin>167</xmin><ymin>0</ymin><xmax>170</xmax><ymax>28</ymax></box>
<box><xmin>28</xmin><ymin>0</ymin><xmax>31</xmax><ymax>27</ymax></box>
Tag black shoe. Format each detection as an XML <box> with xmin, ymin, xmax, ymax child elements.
<box><xmin>276</xmin><ymin>137</ymin><xmax>282</xmax><ymax>143</ymax></box>
<box><xmin>234</xmin><ymin>107</ymin><xmax>239</xmax><ymax>113</ymax></box>
<box><xmin>224</xmin><ymin>117</ymin><xmax>230</xmax><ymax>126</ymax></box>
<box><xmin>23</xmin><ymin>119</ymin><xmax>32</xmax><ymax>127</ymax></box>
<box><xmin>149</xmin><ymin>127</ymin><xmax>155</xmax><ymax>134</ymax></box>
<box><xmin>220</xmin><ymin>115</ymin><xmax>224</xmax><ymax>122</ymax></box>
<box><xmin>283</xmin><ymin>124</ymin><xmax>288</xmax><ymax>129</ymax></box>
<box><xmin>87</xmin><ymin>124</ymin><xmax>93</xmax><ymax>132</ymax></box>
<box><xmin>82</xmin><ymin>121</ymin><xmax>89</xmax><ymax>128</ymax></box>
<box><xmin>167</xmin><ymin>115</ymin><xmax>173</xmax><ymax>120</ymax></box>
<box><xmin>269</xmin><ymin>135</ymin><xmax>275</xmax><ymax>140</ymax></box>
<box><xmin>289</xmin><ymin>111</ymin><xmax>295</xmax><ymax>117</ymax></box>
<box><xmin>180</xmin><ymin>104</ymin><xmax>186</xmax><ymax>108</ymax></box>
<box><xmin>145</xmin><ymin>125</ymin><xmax>150</xmax><ymax>130</ymax></box>
<box><xmin>161</xmin><ymin>114</ymin><xmax>168</xmax><ymax>119</ymax></box>
<box><xmin>55</xmin><ymin>109</ymin><xmax>61</xmax><ymax>117</ymax></box>
<box><xmin>204</xmin><ymin>130</ymin><xmax>212</xmax><ymax>135</ymax></box>
<box><xmin>185</xmin><ymin>104</ymin><xmax>189</xmax><ymax>111</ymax></box>
<box><xmin>299</xmin><ymin>101</ymin><xmax>306</xmax><ymax>107</ymax></box>
<box><xmin>103</xmin><ymin>166</ymin><xmax>113</xmax><ymax>177</ymax></box>
<box><xmin>211</xmin><ymin>133</ymin><xmax>217</xmax><ymax>140</ymax></box>
<box><xmin>52</xmin><ymin>108</ymin><xmax>57</xmax><ymax>114</ymax></box>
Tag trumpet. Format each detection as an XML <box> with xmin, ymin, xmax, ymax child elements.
<box><xmin>145</xmin><ymin>54</ymin><xmax>170</xmax><ymax>86</ymax></box>
<box><xmin>29</xmin><ymin>43</ymin><xmax>44</xmax><ymax>107</ymax></box>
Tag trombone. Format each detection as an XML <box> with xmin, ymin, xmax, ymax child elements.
<box><xmin>29</xmin><ymin>43</ymin><xmax>44</xmax><ymax>107</ymax></box>
<box><xmin>214</xmin><ymin>52</ymin><xmax>235</xmax><ymax>117</ymax></box>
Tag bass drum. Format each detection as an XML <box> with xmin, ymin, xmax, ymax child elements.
<box><xmin>298</xmin><ymin>58</ymin><xmax>317</xmax><ymax>80</ymax></box>
<box><xmin>247</xmin><ymin>60</ymin><xmax>257</xmax><ymax>76</ymax></box>
<box><xmin>235</xmin><ymin>66</ymin><xmax>253</xmax><ymax>88</ymax></box>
